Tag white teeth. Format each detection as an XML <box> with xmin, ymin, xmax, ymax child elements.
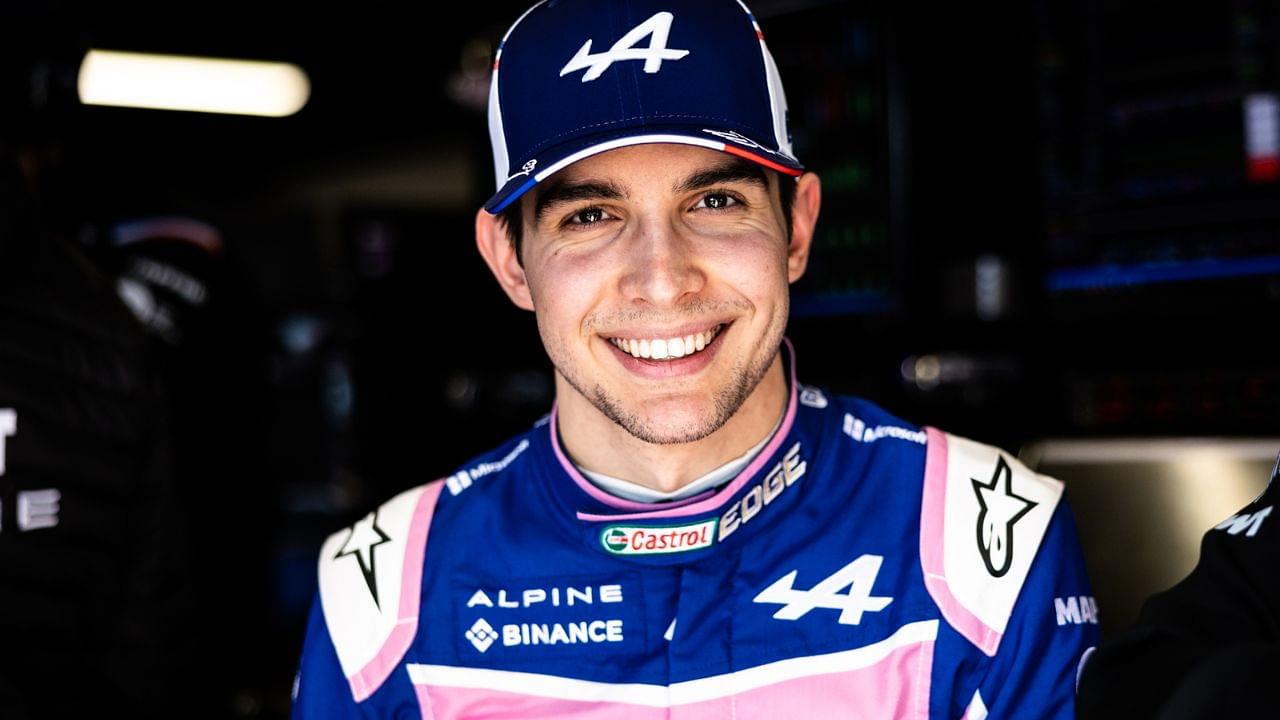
<box><xmin>609</xmin><ymin>325</ymin><xmax>724</xmax><ymax>361</ymax></box>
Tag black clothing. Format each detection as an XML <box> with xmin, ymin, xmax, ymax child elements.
<box><xmin>1076</xmin><ymin>458</ymin><xmax>1280</xmax><ymax>719</ymax></box>
<box><xmin>0</xmin><ymin>234</ymin><xmax>187</xmax><ymax>719</ymax></box>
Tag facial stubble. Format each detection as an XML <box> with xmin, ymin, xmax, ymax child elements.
<box><xmin>544</xmin><ymin>308</ymin><xmax>787</xmax><ymax>446</ymax></box>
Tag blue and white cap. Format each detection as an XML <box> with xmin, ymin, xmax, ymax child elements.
<box><xmin>484</xmin><ymin>0</ymin><xmax>804</xmax><ymax>214</ymax></box>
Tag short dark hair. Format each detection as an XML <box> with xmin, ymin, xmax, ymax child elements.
<box><xmin>497</xmin><ymin>170</ymin><xmax>798</xmax><ymax>266</ymax></box>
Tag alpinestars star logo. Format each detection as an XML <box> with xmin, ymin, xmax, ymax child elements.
<box><xmin>334</xmin><ymin>510</ymin><xmax>392</xmax><ymax>607</ymax></box>
<box><xmin>466</xmin><ymin>618</ymin><xmax>499</xmax><ymax>653</ymax></box>
<box><xmin>560</xmin><ymin>12</ymin><xmax>690</xmax><ymax>82</ymax></box>
<box><xmin>971</xmin><ymin>456</ymin><xmax>1037</xmax><ymax>577</ymax></box>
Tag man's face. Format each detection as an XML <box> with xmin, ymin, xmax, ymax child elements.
<box><xmin>502</xmin><ymin>143</ymin><xmax>811</xmax><ymax>445</ymax></box>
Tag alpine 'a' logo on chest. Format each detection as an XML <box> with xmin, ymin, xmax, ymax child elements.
<box><xmin>560</xmin><ymin>12</ymin><xmax>691</xmax><ymax>82</ymax></box>
<box><xmin>971</xmin><ymin>456</ymin><xmax>1037</xmax><ymax>577</ymax></box>
<box><xmin>754</xmin><ymin>555</ymin><xmax>894</xmax><ymax>625</ymax></box>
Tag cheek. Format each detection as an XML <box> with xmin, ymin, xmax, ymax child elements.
<box><xmin>699</xmin><ymin>235</ymin><xmax>790</xmax><ymax>302</ymax></box>
<box><xmin>528</xmin><ymin>251</ymin><xmax>613</xmax><ymax>340</ymax></box>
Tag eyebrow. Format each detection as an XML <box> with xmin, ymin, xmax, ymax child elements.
<box><xmin>534</xmin><ymin>180</ymin><xmax>626</xmax><ymax>222</ymax></box>
<box><xmin>674</xmin><ymin>158</ymin><xmax>769</xmax><ymax>194</ymax></box>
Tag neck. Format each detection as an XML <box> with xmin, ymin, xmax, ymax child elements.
<box><xmin>556</xmin><ymin>351</ymin><xmax>789</xmax><ymax>495</ymax></box>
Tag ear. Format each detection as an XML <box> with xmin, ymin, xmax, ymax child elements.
<box><xmin>475</xmin><ymin>207</ymin><xmax>535</xmax><ymax>311</ymax></box>
<box><xmin>786</xmin><ymin>172</ymin><xmax>821</xmax><ymax>283</ymax></box>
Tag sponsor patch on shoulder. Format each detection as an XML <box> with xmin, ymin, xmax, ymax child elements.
<box><xmin>601</xmin><ymin>519</ymin><xmax>717</xmax><ymax>555</ymax></box>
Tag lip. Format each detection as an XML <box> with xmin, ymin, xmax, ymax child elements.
<box><xmin>604</xmin><ymin>322</ymin><xmax>730</xmax><ymax>379</ymax></box>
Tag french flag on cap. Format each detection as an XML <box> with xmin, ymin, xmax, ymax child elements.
<box><xmin>484</xmin><ymin>0</ymin><xmax>804</xmax><ymax>214</ymax></box>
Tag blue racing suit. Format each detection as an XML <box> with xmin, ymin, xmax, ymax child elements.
<box><xmin>293</xmin><ymin>341</ymin><xmax>1098</xmax><ymax>718</ymax></box>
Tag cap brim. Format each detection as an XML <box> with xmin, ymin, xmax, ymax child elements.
<box><xmin>483</xmin><ymin>127</ymin><xmax>804</xmax><ymax>214</ymax></box>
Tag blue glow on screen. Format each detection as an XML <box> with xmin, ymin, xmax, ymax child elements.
<box><xmin>1048</xmin><ymin>255</ymin><xmax>1280</xmax><ymax>291</ymax></box>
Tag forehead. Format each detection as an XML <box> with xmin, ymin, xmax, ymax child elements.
<box><xmin>542</xmin><ymin>143</ymin><xmax>769</xmax><ymax>192</ymax></box>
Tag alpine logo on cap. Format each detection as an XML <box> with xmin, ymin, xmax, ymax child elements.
<box><xmin>601</xmin><ymin>518</ymin><xmax>717</xmax><ymax>555</ymax></box>
<box><xmin>703</xmin><ymin>128</ymin><xmax>768</xmax><ymax>151</ymax></box>
<box><xmin>560</xmin><ymin>12</ymin><xmax>690</xmax><ymax>82</ymax></box>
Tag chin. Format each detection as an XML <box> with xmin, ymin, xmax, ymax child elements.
<box><xmin>606</xmin><ymin>395</ymin><xmax>732</xmax><ymax>446</ymax></box>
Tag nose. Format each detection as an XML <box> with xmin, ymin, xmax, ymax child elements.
<box><xmin>616</xmin><ymin>220</ymin><xmax>706</xmax><ymax>307</ymax></box>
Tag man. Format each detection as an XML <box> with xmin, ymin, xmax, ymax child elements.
<box><xmin>293</xmin><ymin>1</ymin><xmax>1098</xmax><ymax>717</ymax></box>
<box><xmin>1076</xmin><ymin>457</ymin><xmax>1280</xmax><ymax>719</ymax></box>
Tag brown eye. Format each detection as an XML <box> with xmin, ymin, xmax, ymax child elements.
<box><xmin>568</xmin><ymin>207</ymin><xmax>609</xmax><ymax>225</ymax></box>
<box><xmin>694</xmin><ymin>192</ymin><xmax>739</xmax><ymax>210</ymax></box>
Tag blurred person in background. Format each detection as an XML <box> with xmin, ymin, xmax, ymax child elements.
<box><xmin>292</xmin><ymin>1</ymin><xmax>1099</xmax><ymax>717</ymax></box>
<box><xmin>83</xmin><ymin>215</ymin><xmax>279</xmax><ymax>717</ymax></box>
<box><xmin>0</xmin><ymin>47</ymin><xmax>191</xmax><ymax>718</ymax></box>
<box><xmin>1076</xmin><ymin>456</ymin><xmax>1280</xmax><ymax>719</ymax></box>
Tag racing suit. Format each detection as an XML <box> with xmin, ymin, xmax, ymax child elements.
<box><xmin>293</xmin><ymin>340</ymin><xmax>1098</xmax><ymax>718</ymax></box>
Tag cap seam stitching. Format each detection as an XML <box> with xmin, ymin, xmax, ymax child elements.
<box><xmin>518</xmin><ymin>115</ymin><xmax>777</xmax><ymax>159</ymax></box>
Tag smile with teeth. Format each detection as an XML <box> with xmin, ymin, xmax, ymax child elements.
<box><xmin>608</xmin><ymin>324</ymin><xmax>724</xmax><ymax>361</ymax></box>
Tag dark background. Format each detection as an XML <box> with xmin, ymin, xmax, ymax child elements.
<box><xmin>3</xmin><ymin>0</ymin><xmax>1280</xmax><ymax>715</ymax></box>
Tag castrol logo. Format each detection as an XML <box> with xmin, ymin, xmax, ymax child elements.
<box><xmin>600</xmin><ymin>519</ymin><xmax>718</xmax><ymax>555</ymax></box>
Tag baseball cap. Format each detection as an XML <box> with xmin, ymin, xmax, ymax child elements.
<box><xmin>483</xmin><ymin>0</ymin><xmax>804</xmax><ymax>214</ymax></box>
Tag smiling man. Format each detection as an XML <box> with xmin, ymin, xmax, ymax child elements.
<box><xmin>292</xmin><ymin>1</ymin><xmax>1098</xmax><ymax>718</ymax></box>
<box><xmin>492</xmin><ymin>143</ymin><xmax>808</xmax><ymax>495</ymax></box>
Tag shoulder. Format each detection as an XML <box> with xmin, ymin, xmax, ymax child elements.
<box><xmin>438</xmin><ymin>424</ymin><xmax>540</xmax><ymax>499</ymax></box>
<box><xmin>315</xmin><ymin>480</ymin><xmax>444</xmax><ymax>701</ymax></box>
<box><xmin>798</xmin><ymin>384</ymin><xmax>929</xmax><ymax>446</ymax></box>
<box><xmin>312</xmin><ymin>422</ymin><xmax>540</xmax><ymax>701</ymax></box>
<box><xmin>918</xmin><ymin>428</ymin><xmax>1066</xmax><ymax>656</ymax></box>
<box><xmin>1209</xmin><ymin>456</ymin><xmax>1280</xmax><ymax>541</ymax></box>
